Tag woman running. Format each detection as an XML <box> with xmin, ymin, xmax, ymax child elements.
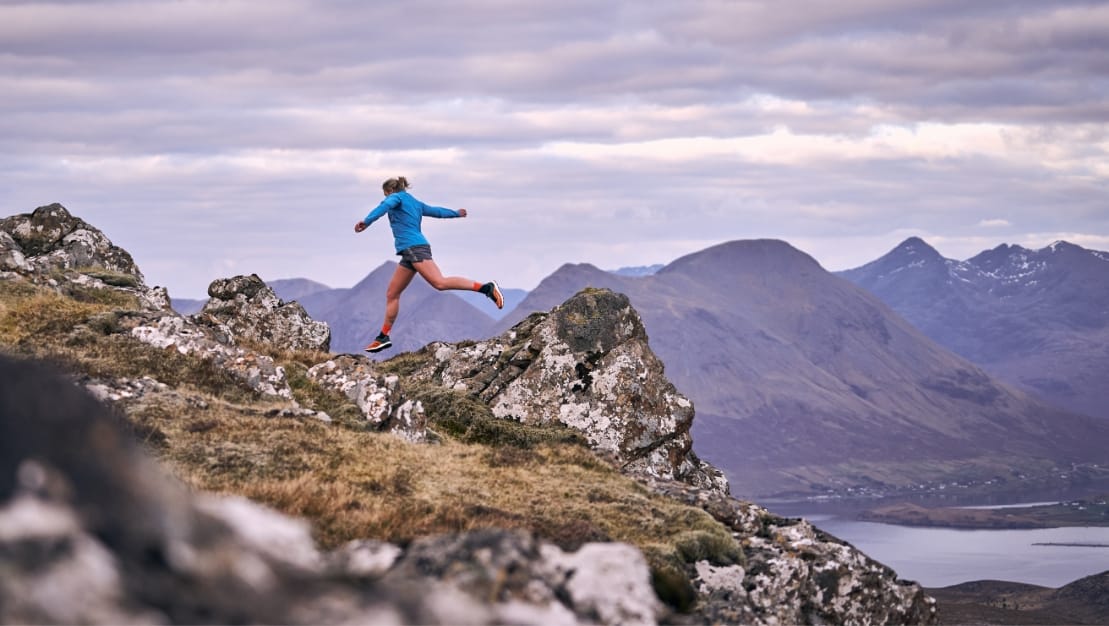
<box><xmin>354</xmin><ymin>176</ymin><xmax>502</xmax><ymax>353</ymax></box>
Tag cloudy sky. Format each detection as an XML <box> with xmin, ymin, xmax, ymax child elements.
<box><xmin>2</xmin><ymin>0</ymin><xmax>1107</xmax><ymax>298</ymax></box>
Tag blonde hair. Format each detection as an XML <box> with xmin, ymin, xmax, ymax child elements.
<box><xmin>382</xmin><ymin>176</ymin><xmax>410</xmax><ymax>194</ymax></box>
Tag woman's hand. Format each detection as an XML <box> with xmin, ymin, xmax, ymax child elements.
<box><xmin>354</xmin><ymin>221</ymin><xmax>367</xmax><ymax>233</ymax></box>
<box><xmin>457</xmin><ymin>209</ymin><xmax>468</xmax><ymax>218</ymax></box>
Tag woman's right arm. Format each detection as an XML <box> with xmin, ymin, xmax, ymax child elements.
<box><xmin>355</xmin><ymin>196</ymin><xmax>399</xmax><ymax>231</ymax></box>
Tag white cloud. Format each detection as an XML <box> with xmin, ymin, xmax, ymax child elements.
<box><xmin>1</xmin><ymin>0</ymin><xmax>1106</xmax><ymax>297</ymax></box>
<box><xmin>977</xmin><ymin>218</ymin><xmax>1011</xmax><ymax>227</ymax></box>
<box><xmin>535</xmin><ymin>121</ymin><xmax>1104</xmax><ymax>171</ymax></box>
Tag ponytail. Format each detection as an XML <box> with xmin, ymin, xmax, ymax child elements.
<box><xmin>382</xmin><ymin>176</ymin><xmax>410</xmax><ymax>194</ymax></box>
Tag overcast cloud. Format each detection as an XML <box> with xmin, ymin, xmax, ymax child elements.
<box><xmin>2</xmin><ymin>0</ymin><xmax>1107</xmax><ymax>298</ymax></box>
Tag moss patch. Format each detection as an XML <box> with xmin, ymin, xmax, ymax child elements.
<box><xmin>412</xmin><ymin>385</ymin><xmax>588</xmax><ymax>449</ymax></box>
<box><xmin>77</xmin><ymin>267</ymin><xmax>142</xmax><ymax>288</ymax></box>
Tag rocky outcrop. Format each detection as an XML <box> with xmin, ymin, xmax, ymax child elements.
<box><xmin>0</xmin><ymin>205</ymin><xmax>305</xmax><ymax>403</ymax></box>
<box><xmin>404</xmin><ymin>288</ymin><xmax>730</xmax><ymax>495</ymax></box>
<box><xmin>0</xmin><ymin>354</ymin><xmax>662</xmax><ymax>625</ymax></box>
<box><xmin>1</xmin><ymin>205</ymin><xmax>938</xmax><ymax>625</ymax></box>
<box><xmin>0</xmin><ymin>203</ymin><xmax>169</xmax><ymax>311</ymax></box>
<box><xmin>380</xmin><ymin>530</ymin><xmax>661</xmax><ymax>624</ymax></box>
<box><xmin>0</xmin><ymin>204</ymin><xmax>404</xmax><ymax>429</ymax></box>
<box><xmin>0</xmin><ymin>350</ymin><xmax>937</xmax><ymax>626</ymax></box>
<box><xmin>646</xmin><ymin>477</ymin><xmax>936</xmax><ymax>624</ymax></box>
<box><xmin>197</xmin><ymin>274</ymin><xmax>331</xmax><ymax>353</ymax></box>
<box><xmin>130</xmin><ymin>313</ymin><xmax>297</xmax><ymax>400</ymax></box>
<box><xmin>307</xmin><ymin>355</ymin><xmax>427</xmax><ymax>441</ymax></box>
<box><xmin>0</xmin><ymin>230</ymin><xmax>31</xmax><ymax>273</ymax></box>
<box><xmin>129</xmin><ymin>275</ymin><xmax>333</xmax><ymax>403</ymax></box>
<box><xmin>0</xmin><ymin>203</ymin><xmax>142</xmax><ymax>278</ymax></box>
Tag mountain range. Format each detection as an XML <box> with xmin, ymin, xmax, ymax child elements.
<box><xmin>295</xmin><ymin>262</ymin><xmax>503</xmax><ymax>355</ymax></box>
<box><xmin>838</xmin><ymin>238</ymin><xmax>1109</xmax><ymax>420</ymax></box>
<box><xmin>490</xmin><ymin>240</ymin><xmax>1109</xmax><ymax>499</ymax></box>
<box><xmin>170</xmin><ymin>237</ymin><xmax>1109</xmax><ymax>499</ymax></box>
<box><xmin>4</xmin><ymin>203</ymin><xmax>948</xmax><ymax>624</ymax></box>
<box><xmin>172</xmin><ymin>276</ymin><xmax>526</xmax><ymax>346</ymax></box>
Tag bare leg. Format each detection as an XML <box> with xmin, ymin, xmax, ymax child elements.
<box><xmin>412</xmin><ymin>259</ymin><xmax>479</xmax><ymax>291</ymax></box>
<box><xmin>384</xmin><ymin>264</ymin><xmax>417</xmax><ymax>330</ymax></box>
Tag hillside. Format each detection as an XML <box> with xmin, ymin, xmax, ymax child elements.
<box><xmin>0</xmin><ymin>204</ymin><xmax>938</xmax><ymax>624</ymax></box>
<box><xmin>172</xmin><ymin>271</ymin><xmax>502</xmax><ymax>349</ymax></box>
<box><xmin>172</xmin><ymin>276</ymin><xmax>527</xmax><ymax>324</ymax></box>
<box><xmin>839</xmin><ymin>237</ymin><xmax>1109</xmax><ymax>419</ymax></box>
<box><xmin>269</xmin><ymin>277</ymin><xmax>333</xmax><ymax>301</ymax></box>
<box><xmin>927</xmin><ymin>571</ymin><xmax>1109</xmax><ymax>625</ymax></box>
<box><xmin>857</xmin><ymin>497</ymin><xmax>1109</xmax><ymax>529</ymax></box>
<box><xmin>173</xmin><ymin>278</ymin><xmax>337</xmax><ymax>317</ymax></box>
<box><xmin>296</xmin><ymin>261</ymin><xmax>496</xmax><ymax>355</ymax></box>
<box><xmin>493</xmin><ymin>239</ymin><xmax>1109</xmax><ymax>499</ymax></box>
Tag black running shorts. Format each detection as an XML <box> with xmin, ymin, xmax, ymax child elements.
<box><xmin>398</xmin><ymin>244</ymin><xmax>433</xmax><ymax>270</ymax></box>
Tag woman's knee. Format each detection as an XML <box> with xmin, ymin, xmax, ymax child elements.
<box><xmin>418</xmin><ymin>270</ymin><xmax>448</xmax><ymax>290</ymax></box>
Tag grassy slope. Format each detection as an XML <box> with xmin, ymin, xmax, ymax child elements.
<box><xmin>927</xmin><ymin>577</ymin><xmax>1109</xmax><ymax>626</ymax></box>
<box><xmin>0</xmin><ymin>277</ymin><xmax>741</xmax><ymax>605</ymax></box>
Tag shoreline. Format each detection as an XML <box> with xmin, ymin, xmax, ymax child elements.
<box><xmin>854</xmin><ymin>497</ymin><xmax>1109</xmax><ymax>530</ymax></box>
<box><xmin>1032</xmin><ymin>542</ymin><xmax>1109</xmax><ymax>548</ymax></box>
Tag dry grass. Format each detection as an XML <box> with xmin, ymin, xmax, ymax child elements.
<box><xmin>131</xmin><ymin>383</ymin><xmax>740</xmax><ymax>615</ymax></box>
<box><xmin>1</xmin><ymin>277</ymin><xmax>743</xmax><ymax>609</ymax></box>
<box><xmin>235</xmin><ymin>337</ymin><xmax>332</xmax><ymax>369</ymax></box>
<box><xmin>0</xmin><ymin>289</ymin><xmax>109</xmax><ymax>345</ymax></box>
<box><xmin>0</xmin><ymin>281</ymin><xmax>259</xmax><ymax>402</ymax></box>
<box><xmin>150</xmin><ymin>393</ymin><xmax>734</xmax><ymax>557</ymax></box>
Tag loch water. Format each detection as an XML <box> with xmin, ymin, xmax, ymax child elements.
<box><xmin>799</xmin><ymin>514</ymin><xmax>1109</xmax><ymax>587</ymax></box>
<box><xmin>766</xmin><ymin>498</ymin><xmax>1109</xmax><ymax>588</ymax></box>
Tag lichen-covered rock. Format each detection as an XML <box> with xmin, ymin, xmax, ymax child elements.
<box><xmin>328</xmin><ymin>539</ymin><xmax>404</xmax><ymax>578</ymax></box>
<box><xmin>0</xmin><ymin>207</ymin><xmax>325</xmax><ymax>403</ymax></box>
<box><xmin>383</xmin><ymin>529</ymin><xmax>662</xmax><ymax>625</ymax></box>
<box><xmin>0</xmin><ymin>203</ymin><xmax>172</xmax><ymax>312</ymax></box>
<box><xmin>0</xmin><ymin>494</ymin><xmax>162</xmax><ymax>625</ymax></box>
<box><xmin>643</xmin><ymin>476</ymin><xmax>937</xmax><ymax>625</ymax></box>
<box><xmin>139</xmin><ymin>284</ymin><xmax>172</xmax><ymax>311</ymax></box>
<box><xmin>131</xmin><ymin>314</ymin><xmax>294</xmax><ymax>399</ymax></box>
<box><xmin>0</xmin><ymin>354</ymin><xmax>348</xmax><ymax>624</ymax></box>
<box><xmin>0</xmin><ymin>231</ymin><xmax>31</xmax><ymax>272</ymax></box>
<box><xmin>0</xmin><ymin>354</ymin><xmax>667</xmax><ymax>625</ymax></box>
<box><xmin>197</xmin><ymin>274</ymin><xmax>331</xmax><ymax>353</ymax></box>
<box><xmin>308</xmin><ymin>355</ymin><xmax>427</xmax><ymax>441</ymax></box>
<box><xmin>404</xmin><ymin>288</ymin><xmax>728</xmax><ymax>495</ymax></box>
<box><xmin>0</xmin><ymin>203</ymin><xmax>143</xmax><ymax>280</ymax></box>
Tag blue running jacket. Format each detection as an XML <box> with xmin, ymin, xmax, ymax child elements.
<box><xmin>361</xmin><ymin>190</ymin><xmax>461</xmax><ymax>253</ymax></box>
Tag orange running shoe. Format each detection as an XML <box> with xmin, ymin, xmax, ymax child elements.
<box><xmin>481</xmin><ymin>281</ymin><xmax>504</xmax><ymax>309</ymax></box>
<box><xmin>364</xmin><ymin>333</ymin><xmax>392</xmax><ymax>353</ymax></box>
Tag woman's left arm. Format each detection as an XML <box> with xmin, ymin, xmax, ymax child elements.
<box><xmin>421</xmin><ymin>203</ymin><xmax>465</xmax><ymax>218</ymax></box>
